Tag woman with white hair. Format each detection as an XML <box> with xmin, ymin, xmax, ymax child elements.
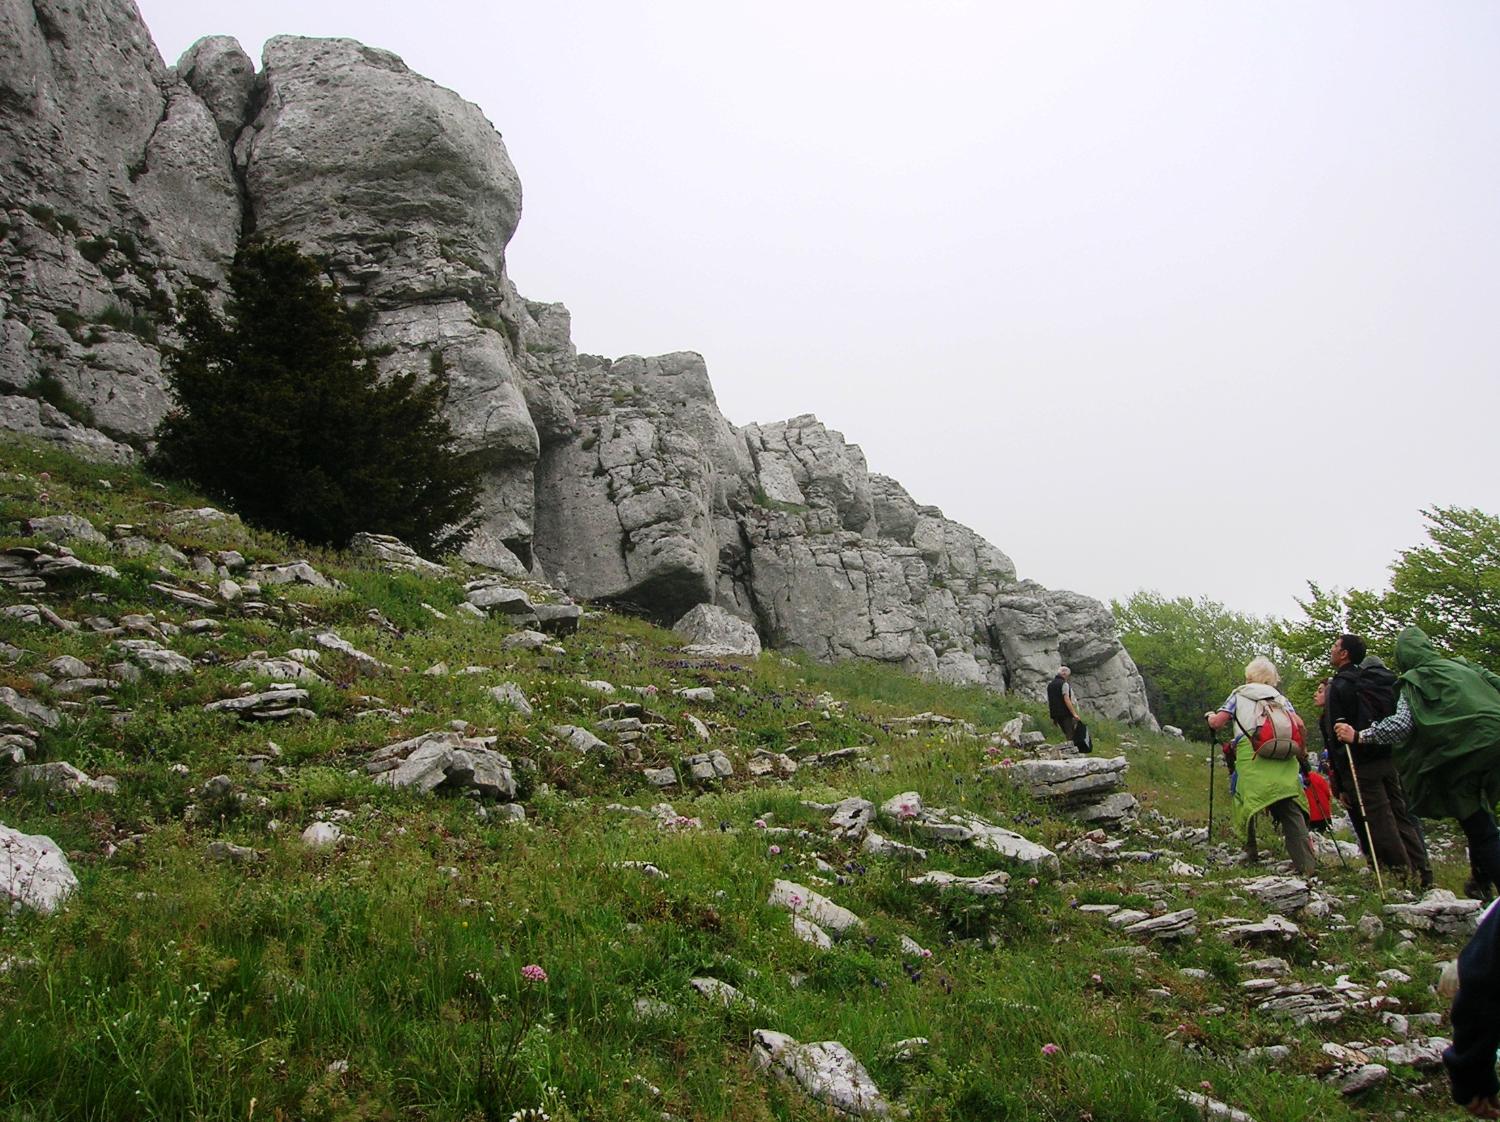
<box><xmin>1206</xmin><ymin>657</ymin><xmax>1316</xmax><ymax>874</ymax></box>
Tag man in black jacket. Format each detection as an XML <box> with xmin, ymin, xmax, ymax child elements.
<box><xmin>1326</xmin><ymin>634</ymin><xmax>1431</xmax><ymax>886</ymax></box>
<box><xmin>1445</xmin><ymin>900</ymin><xmax>1500</xmax><ymax>1118</ymax></box>
<box><xmin>1047</xmin><ymin>667</ymin><xmax>1080</xmax><ymax>741</ymax></box>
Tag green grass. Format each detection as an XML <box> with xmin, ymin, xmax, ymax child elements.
<box><xmin>0</xmin><ymin>434</ymin><xmax>1481</xmax><ymax>1121</ymax></box>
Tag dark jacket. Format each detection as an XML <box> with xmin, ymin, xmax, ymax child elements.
<box><xmin>1047</xmin><ymin>676</ymin><xmax>1070</xmax><ymax>724</ymax></box>
<box><xmin>1444</xmin><ymin>900</ymin><xmax>1500</xmax><ymax>1105</ymax></box>
<box><xmin>1328</xmin><ymin>663</ymin><xmax>1393</xmax><ymax>767</ymax></box>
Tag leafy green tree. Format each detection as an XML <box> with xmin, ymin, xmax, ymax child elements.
<box><xmin>1113</xmin><ymin>591</ymin><xmax>1292</xmax><ymax>740</ymax></box>
<box><xmin>1277</xmin><ymin>506</ymin><xmax>1500</xmax><ymax>671</ymax></box>
<box><xmin>153</xmin><ymin>240</ymin><xmax>480</xmax><ymax>556</ymax></box>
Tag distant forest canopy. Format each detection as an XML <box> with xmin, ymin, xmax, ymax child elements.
<box><xmin>1113</xmin><ymin>506</ymin><xmax>1500</xmax><ymax>742</ymax></box>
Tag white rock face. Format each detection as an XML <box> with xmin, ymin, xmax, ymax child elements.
<box><xmin>1</xmin><ymin>823</ymin><xmax>79</xmax><ymax>914</ymax></box>
<box><xmin>0</xmin><ymin>0</ymin><xmax>239</xmax><ymax>447</ymax></box>
<box><xmin>0</xmin><ymin>12</ymin><xmax>1157</xmax><ymax>727</ymax></box>
<box><xmin>752</xmin><ymin>1030</ymin><xmax>892</xmax><ymax>1118</ymax></box>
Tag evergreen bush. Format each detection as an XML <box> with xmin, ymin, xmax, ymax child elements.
<box><xmin>152</xmin><ymin>240</ymin><xmax>480</xmax><ymax>556</ymax></box>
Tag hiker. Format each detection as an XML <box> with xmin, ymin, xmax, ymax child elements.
<box><xmin>1334</xmin><ymin>626</ymin><xmax>1500</xmax><ymax>899</ymax></box>
<box><xmin>1327</xmin><ymin>634</ymin><xmax>1432</xmax><ymax>887</ymax></box>
<box><xmin>1047</xmin><ymin>666</ymin><xmax>1081</xmax><ymax>742</ymax></box>
<box><xmin>1443</xmin><ymin>898</ymin><xmax>1500</xmax><ymax>1118</ymax></box>
<box><xmin>1206</xmin><ymin>657</ymin><xmax>1317</xmax><ymax>875</ymax></box>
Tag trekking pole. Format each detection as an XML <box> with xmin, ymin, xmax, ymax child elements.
<box><xmin>1206</xmin><ymin>734</ymin><xmax>1217</xmax><ymax>853</ymax></box>
<box><xmin>1344</xmin><ymin>745</ymin><xmax>1384</xmax><ymax>896</ymax></box>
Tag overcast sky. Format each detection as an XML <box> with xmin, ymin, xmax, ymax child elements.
<box><xmin>135</xmin><ymin>0</ymin><xmax>1500</xmax><ymax>620</ymax></box>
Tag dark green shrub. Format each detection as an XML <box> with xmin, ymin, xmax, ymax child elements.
<box><xmin>94</xmin><ymin>302</ymin><xmax>158</xmax><ymax>343</ymax></box>
<box><xmin>76</xmin><ymin>236</ymin><xmax>112</xmax><ymax>263</ymax></box>
<box><xmin>152</xmin><ymin>239</ymin><xmax>481</xmax><ymax>556</ymax></box>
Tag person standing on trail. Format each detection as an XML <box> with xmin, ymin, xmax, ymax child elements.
<box><xmin>1206</xmin><ymin>657</ymin><xmax>1317</xmax><ymax>876</ymax></box>
<box><xmin>1047</xmin><ymin>666</ymin><xmax>1081</xmax><ymax>741</ymax></box>
<box><xmin>1327</xmin><ymin>634</ymin><xmax>1432</xmax><ymax>887</ymax></box>
<box><xmin>1335</xmin><ymin>626</ymin><xmax>1500</xmax><ymax>900</ymax></box>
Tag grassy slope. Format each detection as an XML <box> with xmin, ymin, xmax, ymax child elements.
<box><xmin>0</xmin><ymin>436</ymin><xmax>1478</xmax><ymax>1122</ymax></box>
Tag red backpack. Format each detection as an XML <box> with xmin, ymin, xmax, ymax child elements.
<box><xmin>1231</xmin><ymin>684</ymin><xmax>1307</xmax><ymax>761</ymax></box>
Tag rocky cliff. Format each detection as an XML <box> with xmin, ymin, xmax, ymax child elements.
<box><xmin>0</xmin><ymin>0</ymin><xmax>1156</xmax><ymax>726</ymax></box>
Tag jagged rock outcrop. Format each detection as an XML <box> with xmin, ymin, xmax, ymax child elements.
<box><xmin>0</xmin><ymin>0</ymin><xmax>240</xmax><ymax>451</ymax></box>
<box><xmin>0</xmin><ymin>3</ymin><xmax>1156</xmax><ymax>725</ymax></box>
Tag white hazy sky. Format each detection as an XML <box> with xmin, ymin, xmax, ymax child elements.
<box><xmin>135</xmin><ymin>0</ymin><xmax>1500</xmax><ymax>620</ymax></box>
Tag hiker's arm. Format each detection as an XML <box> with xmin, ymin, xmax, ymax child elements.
<box><xmin>1338</xmin><ymin>694</ymin><xmax>1413</xmax><ymax>746</ymax></box>
<box><xmin>1206</xmin><ymin>708</ymin><xmax>1232</xmax><ymax>731</ymax></box>
<box><xmin>1445</xmin><ymin>905</ymin><xmax>1500</xmax><ymax>1110</ymax></box>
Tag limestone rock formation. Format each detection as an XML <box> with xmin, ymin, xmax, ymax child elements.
<box><xmin>0</xmin><ymin>0</ymin><xmax>240</xmax><ymax>451</ymax></box>
<box><xmin>0</xmin><ymin>4</ymin><xmax>1156</xmax><ymax>726</ymax></box>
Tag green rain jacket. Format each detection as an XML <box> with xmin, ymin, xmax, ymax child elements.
<box><xmin>1393</xmin><ymin>626</ymin><xmax>1500</xmax><ymax>820</ymax></box>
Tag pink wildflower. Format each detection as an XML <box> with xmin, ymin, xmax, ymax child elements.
<box><xmin>520</xmin><ymin>964</ymin><xmax>548</xmax><ymax>983</ymax></box>
<box><xmin>1000</xmin><ymin>758</ymin><xmax>1014</xmax><ymax>766</ymax></box>
<box><xmin>1090</xmin><ymin>973</ymin><xmax>1102</xmax><ymax>984</ymax></box>
<box><xmin>769</xmin><ymin>845</ymin><xmax>782</xmax><ymax>856</ymax></box>
<box><xmin>789</xmin><ymin>893</ymin><xmax>803</xmax><ymax>909</ymax></box>
<box><xmin>898</xmin><ymin>803</ymin><xmax>916</xmax><ymax>819</ymax></box>
<box><xmin>1199</xmin><ymin>1081</ymin><xmax>1213</xmax><ymax>1092</ymax></box>
<box><xmin>754</xmin><ymin>818</ymin><xmax>767</xmax><ymax>829</ymax></box>
<box><xmin>1041</xmin><ymin>1043</ymin><xmax>1060</xmax><ymax>1056</ymax></box>
<box><xmin>1027</xmin><ymin>877</ymin><xmax>1039</xmax><ymax>887</ymax></box>
<box><xmin>919</xmin><ymin>947</ymin><xmax>932</xmax><ymax>958</ymax></box>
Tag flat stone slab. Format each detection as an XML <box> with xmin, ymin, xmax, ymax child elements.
<box><xmin>313</xmin><ymin>632</ymin><xmax>388</xmax><ymax>671</ymax></box>
<box><xmin>249</xmin><ymin>560</ymin><xmax>338</xmax><ymax>588</ymax></box>
<box><xmin>907</xmin><ymin>869</ymin><xmax>1010</xmax><ymax>897</ymax></box>
<box><xmin>204</xmin><ymin>688</ymin><xmax>314</xmax><ymax>721</ymax></box>
<box><xmin>769</xmin><ymin>879</ymin><xmax>864</xmax><ymax>932</ymax></box>
<box><xmin>689</xmin><ymin>977</ymin><xmax>759</xmax><ymax>1010</ymax></box>
<box><xmin>552</xmin><ymin>725</ymin><xmax>607</xmax><ymax>753</ymax></box>
<box><xmin>350</xmin><ymin>532</ymin><xmax>447</xmax><ymax>578</ymax></box>
<box><xmin>1121</xmin><ymin>908</ymin><xmax>1197</xmax><ymax>941</ymax></box>
<box><xmin>231</xmin><ymin>656</ymin><xmax>322</xmax><ymax>683</ymax></box>
<box><xmin>1239</xmin><ymin>875</ymin><xmax>1310</xmax><ymax>914</ymax></box>
<box><xmin>0</xmin><ymin>687</ymin><xmax>61</xmax><ymax>728</ymax></box>
<box><xmin>113</xmin><ymin>638</ymin><xmax>194</xmax><ymax>675</ymax></box>
<box><xmin>1215</xmin><ymin>913</ymin><xmax>1303</xmax><ymax>944</ymax></box>
<box><xmin>878</xmin><ymin>792</ymin><xmax>1055</xmax><ymax>871</ymax></box>
<box><xmin>1000</xmin><ymin>756</ymin><xmax>1129</xmax><ymax>801</ymax></box>
<box><xmin>792</xmin><ymin>915</ymin><xmax>833</xmax><ymax>949</ymax></box>
<box><xmin>752</xmin><ymin>1030</ymin><xmax>892</xmax><ymax>1118</ymax></box>
<box><xmin>1383</xmin><ymin>889</ymin><xmax>1482</xmax><ymax>936</ymax></box>
<box><xmin>1175</xmin><ymin>1090</ymin><xmax>1256</xmax><ymax>1122</ymax></box>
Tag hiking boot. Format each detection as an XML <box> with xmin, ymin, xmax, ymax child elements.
<box><xmin>1464</xmin><ymin>877</ymin><xmax>1496</xmax><ymax>902</ymax></box>
<box><xmin>1418</xmin><ymin>867</ymin><xmax>1434</xmax><ymax>890</ymax></box>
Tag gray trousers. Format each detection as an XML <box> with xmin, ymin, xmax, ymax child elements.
<box><xmin>1247</xmin><ymin>797</ymin><xmax>1316</xmax><ymax>876</ymax></box>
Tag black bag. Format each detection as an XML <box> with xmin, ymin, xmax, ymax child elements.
<box><xmin>1357</xmin><ymin>665</ymin><xmax>1399</xmax><ymax>728</ymax></box>
<box><xmin>1072</xmin><ymin>720</ymin><xmax>1093</xmax><ymax>754</ymax></box>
